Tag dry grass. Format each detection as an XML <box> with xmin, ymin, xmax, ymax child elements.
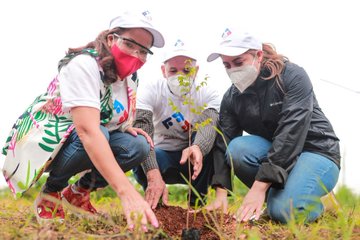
<box><xmin>0</xmin><ymin>180</ymin><xmax>359</xmax><ymax>240</ymax></box>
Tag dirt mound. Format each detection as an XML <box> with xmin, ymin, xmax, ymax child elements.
<box><xmin>153</xmin><ymin>205</ymin><xmax>241</xmax><ymax>239</ymax></box>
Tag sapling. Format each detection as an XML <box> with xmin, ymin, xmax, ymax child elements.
<box><xmin>167</xmin><ymin>59</ymin><xmax>210</xmax><ymax>239</ymax></box>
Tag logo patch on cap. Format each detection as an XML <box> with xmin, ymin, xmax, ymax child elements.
<box><xmin>142</xmin><ymin>10</ymin><xmax>152</xmax><ymax>21</ymax></box>
<box><xmin>174</xmin><ymin>39</ymin><xmax>185</xmax><ymax>47</ymax></box>
<box><xmin>221</xmin><ymin>28</ymin><xmax>232</xmax><ymax>39</ymax></box>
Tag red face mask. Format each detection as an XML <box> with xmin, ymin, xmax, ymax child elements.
<box><xmin>111</xmin><ymin>43</ymin><xmax>145</xmax><ymax>80</ymax></box>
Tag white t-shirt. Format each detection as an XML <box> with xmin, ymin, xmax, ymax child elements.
<box><xmin>58</xmin><ymin>54</ymin><xmax>129</xmax><ymax>132</ymax></box>
<box><xmin>137</xmin><ymin>77</ymin><xmax>221</xmax><ymax>151</ymax></box>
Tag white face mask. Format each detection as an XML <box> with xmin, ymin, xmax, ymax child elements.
<box><xmin>226</xmin><ymin>57</ymin><xmax>258</xmax><ymax>93</ymax></box>
<box><xmin>166</xmin><ymin>74</ymin><xmax>194</xmax><ymax>97</ymax></box>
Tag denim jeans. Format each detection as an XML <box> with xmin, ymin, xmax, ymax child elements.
<box><xmin>44</xmin><ymin>125</ymin><xmax>150</xmax><ymax>193</ymax></box>
<box><xmin>133</xmin><ymin>148</ymin><xmax>214</xmax><ymax>205</ymax></box>
<box><xmin>227</xmin><ymin>135</ymin><xmax>339</xmax><ymax>223</ymax></box>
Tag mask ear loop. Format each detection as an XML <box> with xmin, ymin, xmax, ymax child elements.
<box><xmin>251</xmin><ymin>51</ymin><xmax>261</xmax><ymax>74</ymax></box>
<box><xmin>251</xmin><ymin>51</ymin><xmax>258</xmax><ymax>66</ymax></box>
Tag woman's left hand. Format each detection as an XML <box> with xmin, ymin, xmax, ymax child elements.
<box><xmin>126</xmin><ymin>127</ymin><xmax>154</xmax><ymax>149</ymax></box>
<box><xmin>235</xmin><ymin>181</ymin><xmax>270</xmax><ymax>222</ymax></box>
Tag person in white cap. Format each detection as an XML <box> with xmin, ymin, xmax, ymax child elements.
<box><xmin>132</xmin><ymin>39</ymin><xmax>221</xmax><ymax>208</ymax></box>
<box><xmin>205</xmin><ymin>28</ymin><xmax>340</xmax><ymax>224</ymax></box>
<box><xmin>1</xmin><ymin>10</ymin><xmax>164</xmax><ymax>229</ymax></box>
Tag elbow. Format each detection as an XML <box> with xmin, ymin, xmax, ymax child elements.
<box><xmin>75</xmin><ymin>124</ymin><xmax>109</xmax><ymax>144</ymax></box>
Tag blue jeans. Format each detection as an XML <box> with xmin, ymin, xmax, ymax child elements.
<box><xmin>133</xmin><ymin>148</ymin><xmax>214</xmax><ymax>205</ymax></box>
<box><xmin>227</xmin><ymin>135</ymin><xmax>339</xmax><ymax>223</ymax></box>
<box><xmin>44</xmin><ymin>125</ymin><xmax>150</xmax><ymax>193</ymax></box>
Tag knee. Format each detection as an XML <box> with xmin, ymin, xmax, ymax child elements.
<box><xmin>267</xmin><ymin>198</ymin><xmax>292</xmax><ymax>223</ymax></box>
<box><xmin>267</xmin><ymin>195</ymin><xmax>323</xmax><ymax>224</ymax></box>
<box><xmin>132</xmin><ymin>135</ymin><xmax>150</xmax><ymax>162</ymax></box>
<box><xmin>226</xmin><ymin>140</ymin><xmax>247</xmax><ymax>170</ymax></box>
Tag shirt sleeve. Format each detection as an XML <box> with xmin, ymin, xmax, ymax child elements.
<box><xmin>255</xmin><ymin>65</ymin><xmax>314</xmax><ymax>188</ymax></box>
<box><xmin>192</xmin><ymin>108</ymin><xmax>219</xmax><ymax>156</ymax></box>
<box><xmin>136</xmin><ymin>78</ymin><xmax>159</xmax><ymax>112</ymax></box>
<box><xmin>192</xmin><ymin>82</ymin><xmax>221</xmax><ymax>155</ymax></box>
<box><xmin>202</xmin><ymin>82</ymin><xmax>221</xmax><ymax>112</ymax></box>
<box><xmin>211</xmin><ymin>88</ymin><xmax>243</xmax><ymax>191</ymax></box>
<box><xmin>134</xmin><ymin>109</ymin><xmax>159</xmax><ymax>172</ymax></box>
<box><xmin>58</xmin><ymin>54</ymin><xmax>101</xmax><ymax>112</ymax></box>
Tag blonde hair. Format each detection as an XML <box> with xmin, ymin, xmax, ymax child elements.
<box><xmin>259</xmin><ymin>43</ymin><xmax>288</xmax><ymax>92</ymax></box>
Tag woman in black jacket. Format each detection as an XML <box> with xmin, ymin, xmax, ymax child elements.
<box><xmin>205</xmin><ymin>28</ymin><xmax>340</xmax><ymax>224</ymax></box>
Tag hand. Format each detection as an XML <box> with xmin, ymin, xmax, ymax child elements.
<box><xmin>179</xmin><ymin>145</ymin><xmax>203</xmax><ymax>180</ymax></box>
<box><xmin>126</xmin><ymin>127</ymin><xmax>154</xmax><ymax>149</ymax></box>
<box><xmin>71</xmin><ymin>108</ymin><xmax>157</xmax><ymax>231</ymax></box>
<box><xmin>235</xmin><ymin>181</ymin><xmax>270</xmax><ymax>222</ymax></box>
<box><xmin>204</xmin><ymin>187</ymin><xmax>228</xmax><ymax>213</ymax></box>
<box><xmin>145</xmin><ymin>169</ymin><xmax>169</xmax><ymax>209</ymax></box>
<box><xmin>119</xmin><ymin>187</ymin><xmax>159</xmax><ymax>232</ymax></box>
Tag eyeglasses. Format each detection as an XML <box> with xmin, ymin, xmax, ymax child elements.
<box><xmin>113</xmin><ymin>33</ymin><xmax>153</xmax><ymax>61</ymax></box>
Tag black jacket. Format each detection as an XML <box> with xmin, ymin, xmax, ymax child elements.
<box><xmin>211</xmin><ymin>61</ymin><xmax>340</xmax><ymax>190</ymax></box>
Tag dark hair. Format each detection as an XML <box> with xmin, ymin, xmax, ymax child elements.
<box><xmin>66</xmin><ymin>27</ymin><xmax>127</xmax><ymax>85</ymax></box>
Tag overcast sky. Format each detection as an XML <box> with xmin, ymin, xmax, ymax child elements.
<box><xmin>0</xmin><ymin>0</ymin><xmax>359</xmax><ymax>193</ymax></box>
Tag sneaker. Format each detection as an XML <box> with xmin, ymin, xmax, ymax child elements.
<box><xmin>62</xmin><ymin>184</ymin><xmax>97</xmax><ymax>216</ymax></box>
<box><xmin>34</xmin><ymin>191</ymin><xmax>65</xmax><ymax>224</ymax></box>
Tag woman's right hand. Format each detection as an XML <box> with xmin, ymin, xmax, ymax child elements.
<box><xmin>119</xmin><ymin>187</ymin><xmax>159</xmax><ymax>231</ymax></box>
<box><xmin>235</xmin><ymin>181</ymin><xmax>270</xmax><ymax>222</ymax></box>
<box><xmin>71</xmin><ymin>107</ymin><xmax>158</xmax><ymax>231</ymax></box>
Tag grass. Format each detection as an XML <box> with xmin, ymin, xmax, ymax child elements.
<box><xmin>0</xmin><ymin>175</ymin><xmax>359</xmax><ymax>239</ymax></box>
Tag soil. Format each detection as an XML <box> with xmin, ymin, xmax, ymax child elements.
<box><xmin>152</xmin><ymin>205</ymin><xmax>249</xmax><ymax>239</ymax></box>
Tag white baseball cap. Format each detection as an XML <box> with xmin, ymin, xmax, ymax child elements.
<box><xmin>109</xmin><ymin>10</ymin><xmax>165</xmax><ymax>48</ymax></box>
<box><xmin>163</xmin><ymin>39</ymin><xmax>197</xmax><ymax>62</ymax></box>
<box><xmin>207</xmin><ymin>28</ymin><xmax>262</xmax><ymax>62</ymax></box>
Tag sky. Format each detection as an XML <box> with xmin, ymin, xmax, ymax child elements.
<box><xmin>0</xmin><ymin>0</ymin><xmax>359</xmax><ymax>194</ymax></box>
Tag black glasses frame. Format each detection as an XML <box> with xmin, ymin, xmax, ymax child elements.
<box><xmin>113</xmin><ymin>33</ymin><xmax>153</xmax><ymax>55</ymax></box>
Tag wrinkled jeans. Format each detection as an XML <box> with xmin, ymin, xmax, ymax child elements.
<box><xmin>44</xmin><ymin>125</ymin><xmax>150</xmax><ymax>192</ymax></box>
<box><xmin>227</xmin><ymin>135</ymin><xmax>339</xmax><ymax>223</ymax></box>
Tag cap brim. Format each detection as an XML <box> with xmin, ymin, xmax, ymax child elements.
<box><xmin>109</xmin><ymin>13</ymin><xmax>165</xmax><ymax>48</ymax></box>
<box><xmin>163</xmin><ymin>50</ymin><xmax>197</xmax><ymax>62</ymax></box>
<box><xmin>145</xmin><ymin>28</ymin><xmax>165</xmax><ymax>48</ymax></box>
<box><xmin>207</xmin><ymin>46</ymin><xmax>249</xmax><ymax>62</ymax></box>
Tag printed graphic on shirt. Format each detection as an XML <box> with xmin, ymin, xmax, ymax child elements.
<box><xmin>114</xmin><ymin>99</ymin><xmax>128</xmax><ymax>125</ymax></box>
<box><xmin>105</xmin><ymin>79</ymin><xmax>131</xmax><ymax>131</ymax></box>
<box><xmin>161</xmin><ymin>112</ymin><xmax>190</xmax><ymax>132</ymax></box>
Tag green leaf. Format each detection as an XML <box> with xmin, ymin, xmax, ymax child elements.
<box><xmin>17</xmin><ymin>181</ymin><xmax>26</xmax><ymax>190</ymax></box>
<box><xmin>42</xmin><ymin>137</ymin><xmax>59</xmax><ymax>144</ymax></box>
<box><xmin>57</xmin><ymin>116</ymin><xmax>69</xmax><ymax>121</ymax></box>
<box><xmin>25</xmin><ymin>160</ymin><xmax>31</xmax><ymax>186</ymax></box>
<box><xmin>39</xmin><ymin>142</ymin><xmax>54</xmax><ymax>152</ymax></box>
<box><xmin>44</xmin><ymin>129</ymin><xmax>56</xmax><ymax>137</ymax></box>
<box><xmin>34</xmin><ymin>111</ymin><xmax>47</xmax><ymax>121</ymax></box>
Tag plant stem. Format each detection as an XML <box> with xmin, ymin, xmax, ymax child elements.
<box><xmin>186</xmin><ymin>90</ymin><xmax>193</xmax><ymax>230</ymax></box>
